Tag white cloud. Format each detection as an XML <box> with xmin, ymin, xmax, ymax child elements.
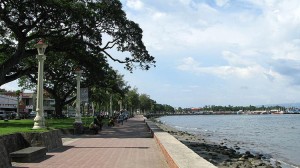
<box><xmin>126</xmin><ymin>0</ymin><xmax>144</xmax><ymax>10</ymax></box>
<box><xmin>178</xmin><ymin>0</ymin><xmax>192</xmax><ymax>6</ymax></box>
<box><xmin>215</xmin><ymin>0</ymin><xmax>230</xmax><ymax>7</ymax></box>
<box><xmin>271</xmin><ymin>41</ymin><xmax>300</xmax><ymax>61</ymax></box>
<box><xmin>177</xmin><ymin>57</ymin><xmax>200</xmax><ymax>71</ymax></box>
<box><xmin>151</xmin><ymin>11</ymin><xmax>167</xmax><ymax>21</ymax></box>
<box><xmin>125</xmin><ymin>0</ymin><xmax>300</xmax><ymax>54</ymax></box>
<box><xmin>263</xmin><ymin>69</ymin><xmax>277</xmax><ymax>82</ymax></box>
<box><xmin>177</xmin><ymin>56</ymin><xmax>279</xmax><ymax>80</ymax></box>
<box><xmin>222</xmin><ymin>51</ymin><xmax>255</xmax><ymax>67</ymax></box>
<box><xmin>118</xmin><ymin>0</ymin><xmax>300</xmax><ymax>106</ymax></box>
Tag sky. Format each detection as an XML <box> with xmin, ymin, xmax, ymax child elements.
<box><xmin>2</xmin><ymin>0</ymin><xmax>300</xmax><ymax>108</ymax></box>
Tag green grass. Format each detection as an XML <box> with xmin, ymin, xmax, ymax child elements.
<box><xmin>0</xmin><ymin>117</ymin><xmax>95</xmax><ymax>135</ymax></box>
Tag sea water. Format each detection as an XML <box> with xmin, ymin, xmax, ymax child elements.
<box><xmin>159</xmin><ymin>114</ymin><xmax>300</xmax><ymax>168</ymax></box>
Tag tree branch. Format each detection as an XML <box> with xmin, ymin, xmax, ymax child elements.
<box><xmin>101</xmin><ymin>38</ymin><xmax>119</xmax><ymax>50</ymax></box>
<box><xmin>102</xmin><ymin>50</ymin><xmax>126</xmax><ymax>64</ymax></box>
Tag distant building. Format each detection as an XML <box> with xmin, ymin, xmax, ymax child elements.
<box><xmin>0</xmin><ymin>94</ymin><xmax>17</xmax><ymax>112</ymax></box>
<box><xmin>191</xmin><ymin>107</ymin><xmax>202</xmax><ymax>113</ymax></box>
<box><xmin>0</xmin><ymin>93</ymin><xmax>55</xmax><ymax>115</ymax></box>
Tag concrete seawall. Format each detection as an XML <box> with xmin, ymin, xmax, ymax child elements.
<box><xmin>145</xmin><ymin>120</ymin><xmax>217</xmax><ymax>168</ymax></box>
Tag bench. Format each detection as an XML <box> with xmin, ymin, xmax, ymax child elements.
<box><xmin>10</xmin><ymin>147</ymin><xmax>47</xmax><ymax>163</ymax></box>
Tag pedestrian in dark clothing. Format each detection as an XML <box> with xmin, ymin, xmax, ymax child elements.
<box><xmin>118</xmin><ymin>112</ymin><xmax>124</xmax><ymax>125</ymax></box>
<box><xmin>90</xmin><ymin>117</ymin><xmax>100</xmax><ymax>134</ymax></box>
<box><xmin>108</xmin><ymin>117</ymin><xmax>114</xmax><ymax>127</ymax></box>
<box><xmin>96</xmin><ymin>115</ymin><xmax>103</xmax><ymax>131</ymax></box>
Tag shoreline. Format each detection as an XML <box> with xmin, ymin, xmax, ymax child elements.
<box><xmin>154</xmin><ymin>119</ymin><xmax>283</xmax><ymax>168</ymax></box>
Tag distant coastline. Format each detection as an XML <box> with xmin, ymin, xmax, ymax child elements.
<box><xmin>145</xmin><ymin>111</ymin><xmax>300</xmax><ymax>118</ymax></box>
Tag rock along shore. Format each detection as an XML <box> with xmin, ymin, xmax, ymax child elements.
<box><xmin>154</xmin><ymin>120</ymin><xmax>283</xmax><ymax>168</ymax></box>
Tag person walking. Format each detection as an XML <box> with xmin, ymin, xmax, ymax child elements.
<box><xmin>90</xmin><ymin>116</ymin><xmax>102</xmax><ymax>134</ymax></box>
<box><xmin>96</xmin><ymin>115</ymin><xmax>103</xmax><ymax>131</ymax></box>
<box><xmin>118</xmin><ymin>112</ymin><xmax>124</xmax><ymax>125</ymax></box>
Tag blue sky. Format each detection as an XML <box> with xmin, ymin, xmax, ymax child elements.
<box><xmin>2</xmin><ymin>0</ymin><xmax>300</xmax><ymax>108</ymax></box>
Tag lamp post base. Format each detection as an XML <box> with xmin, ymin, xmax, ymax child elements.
<box><xmin>15</xmin><ymin>114</ymin><xmax>21</xmax><ymax>120</ymax></box>
<box><xmin>73</xmin><ymin>122</ymin><xmax>84</xmax><ymax>134</ymax></box>
<box><xmin>32</xmin><ymin>115</ymin><xmax>45</xmax><ymax>129</ymax></box>
<box><xmin>32</xmin><ymin>125</ymin><xmax>45</xmax><ymax>129</ymax></box>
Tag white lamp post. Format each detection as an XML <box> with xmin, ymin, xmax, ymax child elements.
<box><xmin>73</xmin><ymin>67</ymin><xmax>84</xmax><ymax>134</ymax></box>
<box><xmin>118</xmin><ymin>100</ymin><xmax>122</xmax><ymax>111</ymax></box>
<box><xmin>74</xmin><ymin>67</ymin><xmax>83</xmax><ymax>123</ymax></box>
<box><xmin>106</xmin><ymin>91</ymin><xmax>112</xmax><ymax>116</ymax></box>
<box><xmin>32</xmin><ymin>40</ymin><xmax>48</xmax><ymax>129</ymax></box>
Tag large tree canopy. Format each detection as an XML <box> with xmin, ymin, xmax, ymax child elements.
<box><xmin>0</xmin><ymin>0</ymin><xmax>155</xmax><ymax>86</ymax></box>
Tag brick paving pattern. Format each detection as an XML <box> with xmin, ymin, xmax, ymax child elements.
<box><xmin>13</xmin><ymin>116</ymin><xmax>169</xmax><ymax>168</ymax></box>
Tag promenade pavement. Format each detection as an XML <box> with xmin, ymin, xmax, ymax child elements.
<box><xmin>12</xmin><ymin>115</ymin><xmax>169</xmax><ymax>168</ymax></box>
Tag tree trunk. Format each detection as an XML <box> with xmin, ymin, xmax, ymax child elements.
<box><xmin>54</xmin><ymin>99</ymin><xmax>63</xmax><ymax>116</ymax></box>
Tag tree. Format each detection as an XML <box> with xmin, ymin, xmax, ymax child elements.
<box><xmin>2</xmin><ymin>0</ymin><xmax>155</xmax><ymax>115</ymax></box>
<box><xmin>249</xmin><ymin>105</ymin><xmax>256</xmax><ymax>111</ymax></box>
<box><xmin>125</xmin><ymin>88</ymin><xmax>140</xmax><ymax>114</ymax></box>
<box><xmin>139</xmin><ymin>94</ymin><xmax>153</xmax><ymax>114</ymax></box>
<box><xmin>19</xmin><ymin>50</ymin><xmax>119</xmax><ymax>115</ymax></box>
<box><xmin>90</xmin><ymin>71</ymin><xmax>130</xmax><ymax>112</ymax></box>
<box><xmin>164</xmin><ymin>104</ymin><xmax>175</xmax><ymax>113</ymax></box>
<box><xmin>153</xmin><ymin>104</ymin><xmax>164</xmax><ymax>114</ymax></box>
<box><xmin>0</xmin><ymin>88</ymin><xmax>7</xmax><ymax>92</ymax></box>
<box><xmin>0</xmin><ymin>0</ymin><xmax>155</xmax><ymax>86</ymax></box>
<box><xmin>175</xmin><ymin>107</ymin><xmax>183</xmax><ymax>114</ymax></box>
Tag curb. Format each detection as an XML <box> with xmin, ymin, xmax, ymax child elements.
<box><xmin>145</xmin><ymin>120</ymin><xmax>217</xmax><ymax>168</ymax></box>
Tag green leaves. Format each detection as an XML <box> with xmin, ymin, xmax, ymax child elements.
<box><xmin>1</xmin><ymin>0</ymin><xmax>155</xmax><ymax>86</ymax></box>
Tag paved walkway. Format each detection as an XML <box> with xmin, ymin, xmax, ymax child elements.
<box><xmin>13</xmin><ymin>116</ymin><xmax>169</xmax><ymax>168</ymax></box>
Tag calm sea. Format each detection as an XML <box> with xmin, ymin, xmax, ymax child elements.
<box><xmin>159</xmin><ymin>114</ymin><xmax>300</xmax><ymax>168</ymax></box>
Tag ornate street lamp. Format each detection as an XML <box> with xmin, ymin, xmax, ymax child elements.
<box><xmin>32</xmin><ymin>40</ymin><xmax>48</xmax><ymax>129</ymax></box>
<box><xmin>74</xmin><ymin>67</ymin><xmax>83</xmax><ymax>134</ymax></box>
